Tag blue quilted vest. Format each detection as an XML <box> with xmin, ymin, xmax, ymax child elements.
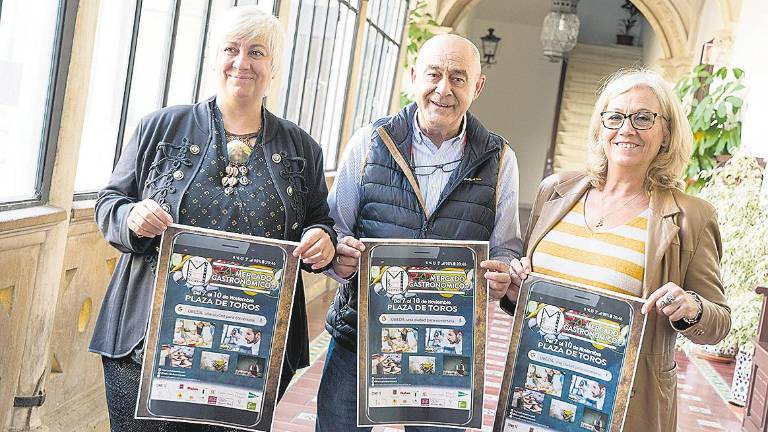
<box><xmin>325</xmin><ymin>103</ymin><xmax>510</xmax><ymax>350</ymax></box>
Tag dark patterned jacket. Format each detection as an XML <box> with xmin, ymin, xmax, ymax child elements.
<box><xmin>90</xmin><ymin>97</ymin><xmax>336</xmax><ymax>376</ymax></box>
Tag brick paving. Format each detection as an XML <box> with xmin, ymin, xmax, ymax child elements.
<box><xmin>271</xmin><ymin>294</ymin><xmax>745</xmax><ymax>431</ymax></box>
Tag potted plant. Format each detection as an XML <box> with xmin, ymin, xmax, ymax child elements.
<box><xmin>675</xmin><ymin>65</ymin><xmax>746</xmax><ymax>193</ymax></box>
<box><xmin>677</xmin><ymin>155</ymin><xmax>768</xmax><ymax>401</ymax></box>
<box><xmin>616</xmin><ymin>1</ymin><xmax>640</xmax><ymax>46</ymax></box>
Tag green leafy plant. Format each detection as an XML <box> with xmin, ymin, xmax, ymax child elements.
<box><xmin>678</xmin><ymin>155</ymin><xmax>768</xmax><ymax>355</ymax></box>
<box><xmin>675</xmin><ymin>65</ymin><xmax>745</xmax><ymax>192</ymax></box>
<box><xmin>400</xmin><ymin>0</ymin><xmax>438</xmax><ymax>107</ymax></box>
<box><xmin>618</xmin><ymin>0</ymin><xmax>640</xmax><ymax>35</ymax></box>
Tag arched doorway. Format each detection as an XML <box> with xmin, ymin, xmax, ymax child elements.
<box><xmin>435</xmin><ymin>0</ymin><xmax>739</xmax><ymax>80</ymax></box>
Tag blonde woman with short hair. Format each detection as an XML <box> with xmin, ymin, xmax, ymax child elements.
<box><xmin>91</xmin><ymin>6</ymin><xmax>336</xmax><ymax>431</ymax></box>
<box><xmin>503</xmin><ymin>69</ymin><xmax>731</xmax><ymax>432</ymax></box>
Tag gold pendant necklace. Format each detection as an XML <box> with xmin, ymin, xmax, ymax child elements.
<box><xmin>590</xmin><ymin>188</ymin><xmax>644</xmax><ymax>229</ymax></box>
<box><xmin>594</xmin><ymin>217</ymin><xmax>605</xmax><ymax>228</ymax></box>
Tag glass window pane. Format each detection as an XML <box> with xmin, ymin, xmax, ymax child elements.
<box><xmin>352</xmin><ymin>26</ymin><xmax>375</xmax><ymax>128</ymax></box>
<box><xmin>351</xmin><ymin>0</ymin><xmax>407</xmax><ymax>131</ymax></box>
<box><xmin>74</xmin><ymin>0</ymin><xmax>138</xmax><ymax>194</ymax></box>
<box><xmin>197</xmin><ymin>0</ymin><xmax>237</xmax><ymax>102</ymax></box>
<box><xmin>309</xmin><ymin>1</ymin><xmax>342</xmax><ymax>137</ymax></box>
<box><xmin>281</xmin><ymin>0</ymin><xmax>315</xmax><ymax>121</ymax></box>
<box><xmin>366</xmin><ymin>0</ymin><xmax>377</xmax><ymax>23</ymax></box>
<box><xmin>166</xmin><ymin>0</ymin><xmax>208</xmax><ymax>106</ymax></box>
<box><xmin>394</xmin><ymin>0</ymin><xmax>406</xmax><ymax>41</ymax></box>
<box><xmin>381</xmin><ymin>0</ymin><xmax>393</xmax><ymax>36</ymax></box>
<box><xmin>277</xmin><ymin>0</ymin><xmax>359</xmax><ymax>171</ymax></box>
<box><xmin>318</xmin><ymin>6</ymin><xmax>356</xmax><ymax>169</ymax></box>
<box><xmin>237</xmin><ymin>0</ymin><xmax>276</xmax><ymax>13</ymax></box>
<box><xmin>367</xmin><ymin>0</ymin><xmax>383</xmax><ymax>28</ymax></box>
<box><xmin>121</xmin><ymin>0</ymin><xmax>174</xmax><ymax>148</ymax></box>
<box><xmin>0</xmin><ymin>0</ymin><xmax>60</xmax><ymax>202</ymax></box>
<box><xmin>299</xmin><ymin>0</ymin><xmax>330</xmax><ymax>128</ymax></box>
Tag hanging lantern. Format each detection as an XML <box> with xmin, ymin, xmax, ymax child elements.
<box><xmin>480</xmin><ymin>28</ymin><xmax>501</xmax><ymax>66</ymax></box>
<box><xmin>540</xmin><ymin>0</ymin><xmax>580</xmax><ymax>62</ymax></box>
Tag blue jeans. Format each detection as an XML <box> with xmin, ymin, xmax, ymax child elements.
<box><xmin>315</xmin><ymin>339</ymin><xmax>460</xmax><ymax>432</ymax></box>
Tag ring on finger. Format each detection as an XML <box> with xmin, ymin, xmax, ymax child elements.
<box><xmin>660</xmin><ymin>294</ymin><xmax>676</xmax><ymax>308</ymax></box>
<box><xmin>335</xmin><ymin>256</ymin><xmax>343</xmax><ymax>265</ymax></box>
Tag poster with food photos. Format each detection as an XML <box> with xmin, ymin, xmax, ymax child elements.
<box><xmin>494</xmin><ymin>274</ymin><xmax>646</xmax><ymax>432</ymax></box>
<box><xmin>357</xmin><ymin>239</ymin><xmax>488</xmax><ymax>429</ymax></box>
<box><xmin>136</xmin><ymin>224</ymin><xmax>300</xmax><ymax>431</ymax></box>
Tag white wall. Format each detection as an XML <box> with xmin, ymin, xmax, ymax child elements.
<box><xmin>464</xmin><ymin>17</ymin><xmax>561</xmax><ymax>207</ymax></box>
<box><xmin>692</xmin><ymin>0</ymin><xmax>723</xmax><ymax>57</ymax></box>
<box><xmin>640</xmin><ymin>19</ymin><xmax>663</xmax><ymax>71</ymax></box>
<box><xmin>731</xmin><ymin>0</ymin><xmax>768</xmax><ymax>159</ymax></box>
<box><xmin>577</xmin><ymin>0</ymin><xmax>647</xmax><ymax>46</ymax></box>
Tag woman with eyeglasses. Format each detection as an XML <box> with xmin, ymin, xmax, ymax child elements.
<box><xmin>501</xmin><ymin>69</ymin><xmax>730</xmax><ymax>432</ymax></box>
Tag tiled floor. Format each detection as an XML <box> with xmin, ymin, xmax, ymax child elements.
<box><xmin>676</xmin><ymin>353</ymin><xmax>744</xmax><ymax>431</ymax></box>
<box><xmin>272</xmin><ymin>289</ymin><xmax>746</xmax><ymax>431</ymax></box>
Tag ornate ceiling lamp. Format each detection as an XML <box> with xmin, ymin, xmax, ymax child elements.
<box><xmin>541</xmin><ymin>0</ymin><xmax>580</xmax><ymax>62</ymax></box>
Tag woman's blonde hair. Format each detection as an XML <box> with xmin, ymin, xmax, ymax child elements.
<box><xmin>208</xmin><ymin>5</ymin><xmax>284</xmax><ymax>74</ymax></box>
<box><xmin>586</xmin><ymin>68</ymin><xmax>692</xmax><ymax>191</ymax></box>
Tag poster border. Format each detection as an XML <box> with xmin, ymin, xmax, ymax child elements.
<box><xmin>493</xmin><ymin>272</ymin><xmax>647</xmax><ymax>432</ymax></box>
<box><xmin>135</xmin><ymin>223</ymin><xmax>300</xmax><ymax>431</ymax></box>
<box><xmin>357</xmin><ymin>238</ymin><xmax>489</xmax><ymax>429</ymax></box>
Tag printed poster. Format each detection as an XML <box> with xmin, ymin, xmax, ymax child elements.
<box><xmin>494</xmin><ymin>273</ymin><xmax>646</xmax><ymax>432</ymax></box>
<box><xmin>136</xmin><ymin>224</ymin><xmax>300</xmax><ymax>431</ymax></box>
<box><xmin>357</xmin><ymin>239</ymin><xmax>488</xmax><ymax>429</ymax></box>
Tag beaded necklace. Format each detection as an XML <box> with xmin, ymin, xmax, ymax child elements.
<box><xmin>212</xmin><ymin>103</ymin><xmax>264</xmax><ymax>196</ymax></box>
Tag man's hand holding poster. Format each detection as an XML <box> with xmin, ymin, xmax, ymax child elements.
<box><xmin>357</xmin><ymin>239</ymin><xmax>489</xmax><ymax>429</ymax></box>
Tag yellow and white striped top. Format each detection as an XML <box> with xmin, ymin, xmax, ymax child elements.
<box><xmin>531</xmin><ymin>197</ymin><xmax>650</xmax><ymax>297</ymax></box>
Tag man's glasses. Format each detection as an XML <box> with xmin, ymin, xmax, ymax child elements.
<box><xmin>600</xmin><ymin>111</ymin><xmax>669</xmax><ymax>130</ymax></box>
<box><xmin>412</xmin><ymin>158</ymin><xmax>462</xmax><ymax>176</ymax></box>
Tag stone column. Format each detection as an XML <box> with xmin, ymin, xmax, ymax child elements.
<box><xmin>656</xmin><ymin>55</ymin><xmax>695</xmax><ymax>82</ymax></box>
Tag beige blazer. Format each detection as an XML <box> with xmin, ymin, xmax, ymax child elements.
<box><xmin>523</xmin><ymin>171</ymin><xmax>731</xmax><ymax>432</ymax></box>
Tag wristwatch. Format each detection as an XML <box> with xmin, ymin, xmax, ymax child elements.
<box><xmin>683</xmin><ymin>291</ymin><xmax>703</xmax><ymax>325</ymax></box>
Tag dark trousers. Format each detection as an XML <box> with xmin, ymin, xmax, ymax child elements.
<box><xmin>102</xmin><ymin>355</ymin><xmax>294</xmax><ymax>431</ymax></box>
<box><xmin>315</xmin><ymin>339</ymin><xmax>460</xmax><ymax>432</ymax></box>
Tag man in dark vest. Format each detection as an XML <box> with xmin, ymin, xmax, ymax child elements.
<box><xmin>316</xmin><ymin>34</ymin><xmax>522</xmax><ymax>431</ymax></box>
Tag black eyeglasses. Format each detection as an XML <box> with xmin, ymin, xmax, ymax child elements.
<box><xmin>600</xmin><ymin>111</ymin><xmax>669</xmax><ymax>130</ymax></box>
<box><xmin>412</xmin><ymin>158</ymin><xmax>462</xmax><ymax>176</ymax></box>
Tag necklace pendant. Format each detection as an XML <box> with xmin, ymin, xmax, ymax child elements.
<box><xmin>227</xmin><ymin>138</ymin><xmax>245</xmax><ymax>148</ymax></box>
<box><xmin>224</xmin><ymin>186</ymin><xmax>234</xmax><ymax>195</ymax></box>
<box><xmin>239</xmin><ymin>176</ymin><xmax>250</xmax><ymax>186</ymax></box>
<box><xmin>227</xmin><ymin>140</ymin><xmax>251</xmax><ymax>165</ymax></box>
<box><xmin>238</xmin><ymin>165</ymin><xmax>248</xmax><ymax>176</ymax></box>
